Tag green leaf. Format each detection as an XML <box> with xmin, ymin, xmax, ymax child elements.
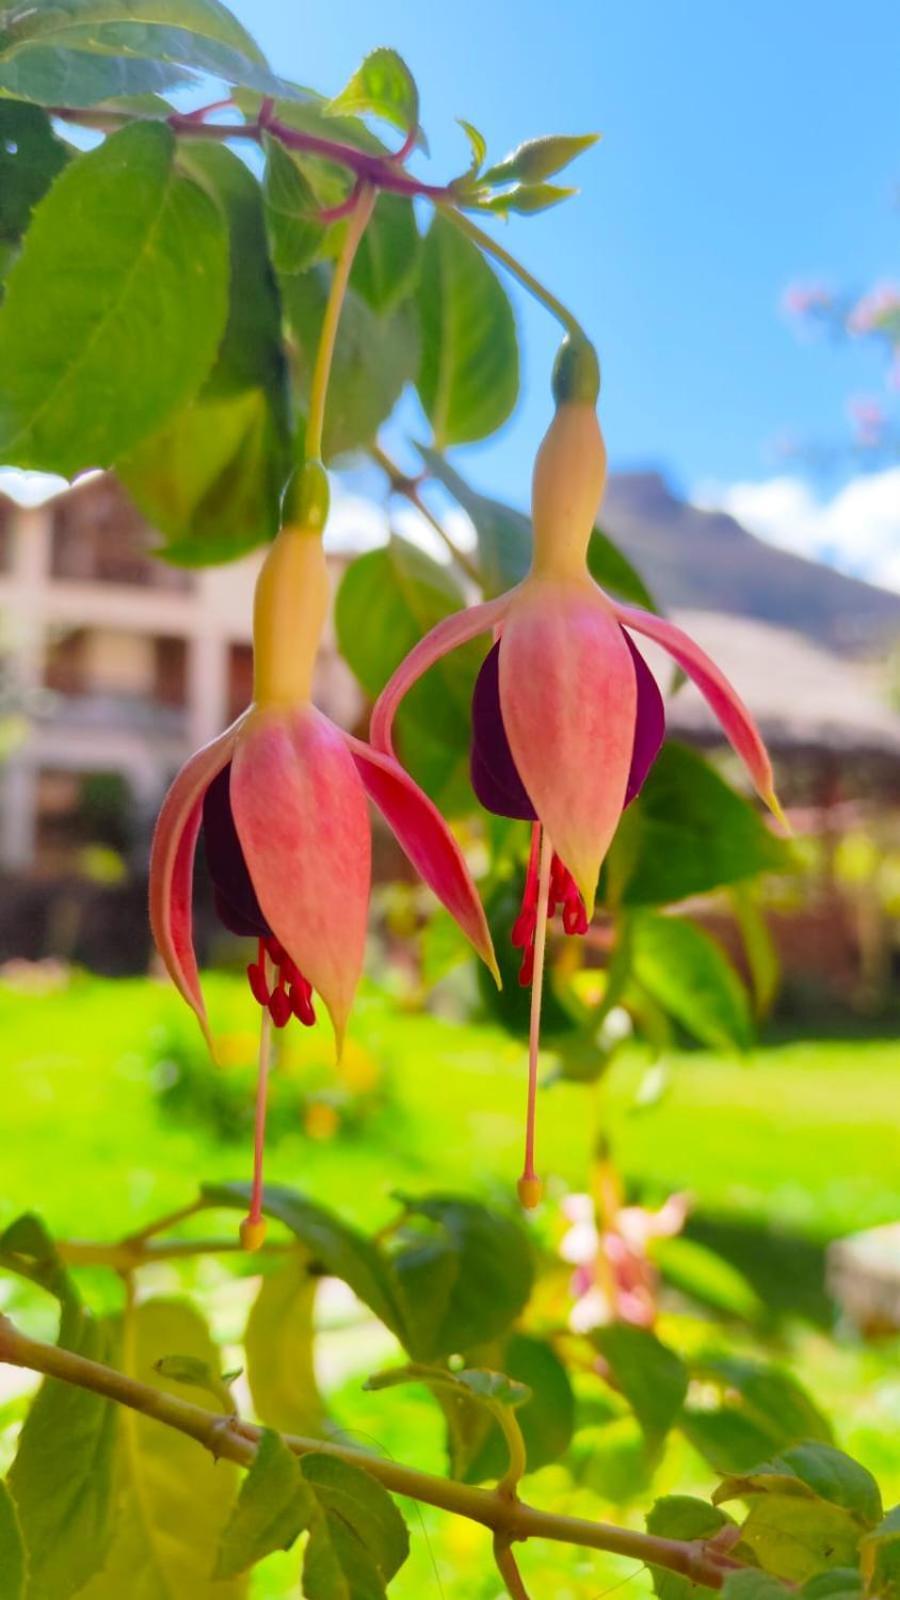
<box><xmin>351</xmin><ymin>194</ymin><xmax>421</xmax><ymax>314</ymax></box>
<box><xmin>283</xmin><ymin>266</ymin><xmax>419</xmax><ymax>459</ymax></box>
<box><xmin>683</xmin><ymin>1356</ymin><xmax>832</xmax><ymax>1477</ymax></box>
<box><xmin>419</xmin><ymin>446</ymin><xmax>656</xmax><ymax>606</ymax></box>
<box><xmin>121</xmin><ymin>387</ymin><xmax>285</xmax><ymax>564</ymax></box>
<box><xmin>731</xmin><ymin>883</ymin><xmax>780</xmax><ymax>1017</ymax></box>
<box><xmin>118</xmin><ymin>141</ymin><xmax>288</xmax><ymax>561</ymax></box>
<box><xmin>862</xmin><ymin>1506</ymin><xmax>900</xmax><ymax>1600</ymax></box>
<box><xmin>334</xmin><ymin>534</ymin><xmax>476</xmax><ymax>777</ymax></box>
<box><xmin>388</xmin><ymin>1194</ymin><xmax>533</xmax><ymax>1361</ymax></box>
<box><xmin>803</xmin><ymin>1572</ymin><xmax>864</xmax><ymax>1600</ymax></box>
<box><xmin>4</xmin><ymin>1219</ymin><xmax>118</xmax><ymax>1600</ymax></box>
<box><xmin>0</xmin><ymin>121</ymin><xmax>228</xmax><ymax>474</ymax></box>
<box><xmin>646</xmin><ymin>1495</ymin><xmax>735</xmax><ymax>1600</ymax></box>
<box><xmin>629</xmin><ymin>912</ymin><xmax>753</xmax><ymax>1051</ymax></box>
<box><xmin>333</xmin><ymin>535</ymin><xmax>480</xmax><ymax>812</ymax></box>
<box><xmin>327</xmin><ymin>48</ymin><xmax>419</xmax><ymax>138</ymax></box>
<box><xmin>0</xmin><ymin>1</ymin><xmax>296</xmax><ymax>105</ymax></box>
<box><xmin>714</xmin><ymin>1446</ymin><xmax>882</xmax><ymax>1584</ymax></box>
<box><xmin>300</xmin><ymin>1453</ymin><xmax>409</xmax><ymax>1600</ymax></box>
<box><xmin>715</xmin><ymin>1445</ymin><xmax>882</xmax><ymax>1530</ymax></box>
<box><xmin>262</xmin><ymin>137</ymin><xmax>327</xmax><ymax>274</ymax></box>
<box><xmin>482</xmin><ymin>132</ymin><xmax>599</xmax><ymax>185</ymax></box>
<box><xmin>77</xmin><ymin>1297</ymin><xmax>245</xmax><ymax>1599</ymax></box>
<box><xmin>0</xmin><ymin>101</ymin><xmax>68</xmax><ymax>245</ymax></box>
<box><xmin>722</xmin><ymin>1576</ymin><xmax>793</xmax><ymax>1600</ymax></box>
<box><xmin>153</xmin><ymin>1353</ymin><xmax>234</xmax><ymax>1409</ymax></box>
<box><xmin>456</xmin><ymin>118</ymin><xmax>487</xmax><ymax>176</ymax></box>
<box><xmin>216</xmin><ymin>1429</ymin><xmax>313</xmax><ymax>1578</ymax></box>
<box><xmin>0</xmin><ymin>48</ymin><xmax>191</xmax><ymax>104</ymax></box>
<box><xmin>202</xmin><ymin>1182</ymin><xmax>405</xmax><ymax>1338</ymax></box>
<box><xmin>416</xmin><ymin>213</ymin><xmax>518</xmax><ymax>446</ymax></box>
<box><xmin>592</xmin><ymin>1323</ymin><xmax>689</xmax><ymax>1449</ymax></box>
<box><xmin>609</xmin><ymin>742</ymin><xmax>788</xmax><ymax>907</ymax></box>
<box><xmin>0</xmin><ymin>1479</ymin><xmax>26</xmax><ymax>1600</ymax></box>
<box><xmin>456</xmin><ymin>1333</ymin><xmax>576</xmax><ymax>1484</ymax></box>
<box><xmin>245</xmin><ymin>1249</ymin><xmax>327</xmax><ymax>1438</ymax></box>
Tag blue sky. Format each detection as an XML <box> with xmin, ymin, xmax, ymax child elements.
<box><xmin>230</xmin><ymin>0</ymin><xmax>899</xmax><ymax>519</ymax></box>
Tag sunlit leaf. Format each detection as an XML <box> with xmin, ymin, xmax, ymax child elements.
<box><xmin>3</xmin><ymin>1217</ymin><xmax>118</xmax><ymax>1600</ymax></box>
<box><xmin>478</xmin><ymin>182</ymin><xmax>577</xmax><ymax>215</ymax></box>
<box><xmin>245</xmin><ymin>1249</ymin><xmax>327</xmax><ymax>1438</ymax></box>
<box><xmin>262</xmin><ymin>137</ymin><xmax>327</xmax><ymax>274</ymax></box>
<box><xmin>77</xmin><ymin>1298</ymin><xmax>244</xmax><ymax>1599</ymax></box>
<box><xmin>0</xmin><ymin>1479</ymin><xmax>26</xmax><ymax>1600</ymax></box>
<box><xmin>0</xmin><ymin>122</ymin><xmax>228</xmax><ymax>474</ymax></box>
<box><xmin>456</xmin><ymin>1333</ymin><xmax>576</xmax><ymax>1484</ymax></box>
<box><xmin>327</xmin><ymin>48</ymin><xmax>419</xmax><ymax>138</ymax></box>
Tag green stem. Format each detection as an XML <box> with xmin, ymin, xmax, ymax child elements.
<box><xmin>304</xmin><ymin>182</ymin><xmax>376</xmax><ymax>465</ymax></box>
<box><xmin>441</xmin><ymin>205</ymin><xmax>585</xmax><ymax>341</ymax></box>
<box><xmin>370</xmin><ymin>442</ymin><xmax>482</xmax><ymax>585</ymax></box>
<box><xmin>0</xmin><ymin>1315</ymin><xmax>732</xmax><ymax>1587</ymax></box>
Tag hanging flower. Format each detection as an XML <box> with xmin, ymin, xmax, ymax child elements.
<box><xmin>149</xmin><ymin>467</ymin><xmax>497</xmax><ymax>1245</ymax></box>
<box><xmin>370</xmin><ymin>340</ymin><xmax>782</xmax><ymax>1206</ymax></box>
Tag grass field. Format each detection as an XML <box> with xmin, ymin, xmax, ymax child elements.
<box><xmin>1</xmin><ymin>969</ymin><xmax>898</xmax><ymax>1598</ymax></box>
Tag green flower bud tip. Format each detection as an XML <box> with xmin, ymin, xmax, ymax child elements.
<box><xmin>281</xmin><ymin>460</ymin><xmax>330</xmax><ymax>533</ymax></box>
<box><xmin>552</xmin><ymin>336</ymin><xmax>601</xmax><ymax>407</ymax></box>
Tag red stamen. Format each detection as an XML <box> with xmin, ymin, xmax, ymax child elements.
<box><xmin>518</xmin><ymin>946</ymin><xmax>535</xmax><ymax>987</ymax></box>
<box><xmin>265</xmin><ymin>935</ymin><xmax>287</xmax><ymax>966</ymax></box>
<box><xmin>291</xmin><ymin>984</ymin><xmax>316</xmax><ymax>1026</ymax></box>
<box><xmin>247</xmin><ymin>938</ymin><xmax>270</xmax><ymax>1007</ymax></box>
<box><xmin>269</xmin><ymin>984</ymin><xmax>292</xmax><ymax>1029</ymax></box>
<box><xmin>511</xmin><ymin>905</ymin><xmax>536</xmax><ymax>949</ymax></box>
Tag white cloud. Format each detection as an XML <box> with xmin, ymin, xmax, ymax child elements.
<box><xmin>693</xmin><ymin>468</ymin><xmax>900</xmax><ymax>593</ymax></box>
<box><xmin>325</xmin><ymin>487</ymin><xmax>477</xmax><ymax>569</ymax></box>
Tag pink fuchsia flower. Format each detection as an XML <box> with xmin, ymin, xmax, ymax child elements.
<box><xmin>150</xmin><ymin>469</ymin><xmax>497</xmax><ymax>1245</ymax></box>
<box><xmin>370</xmin><ymin>339</ymin><xmax>781</xmax><ymax>1207</ymax></box>
<box><xmin>560</xmin><ymin>1184</ymin><xmax>689</xmax><ymax>1331</ymax></box>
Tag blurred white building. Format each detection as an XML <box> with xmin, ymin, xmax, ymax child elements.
<box><xmin>0</xmin><ymin>474</ymin><xmax>358</xmax><ymax>873</ymax></box>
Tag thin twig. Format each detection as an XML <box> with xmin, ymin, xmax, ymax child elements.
<box><xmin>0</xmin><ymin>1315</ymin><xmax>732</xmax><ymax>1587</ymax></box>
<box><xmin>370</xmin><ymin>442</ymin><xmax>482</xmax><ymax>585</ymax></box>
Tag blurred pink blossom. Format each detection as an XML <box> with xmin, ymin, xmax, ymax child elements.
<box><xmin>560</xmin><ymin>1188</ymin><xmax>689</xmax><ymax>1331</ymax></box>
<box><xmin>847</xmin><ymin>393</ymin><xmax>887</xmax><ymax>446</ymax></box>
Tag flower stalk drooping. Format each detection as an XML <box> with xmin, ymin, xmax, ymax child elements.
<box><xmin>372</xmin><ymin>335</ymin><xmax>782</xmax><ymax>1208</ymax></box>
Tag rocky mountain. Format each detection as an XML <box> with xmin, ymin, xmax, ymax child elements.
<box><xmin>602</xmin><ymin>472</ymin><xmax>900</xmax><ymax>656</ymax></box>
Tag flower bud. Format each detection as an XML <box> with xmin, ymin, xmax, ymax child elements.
<box><xmin>531</xmin><ymin>394</ymin><xmax>607</xmax><ymax>578</ymax></box>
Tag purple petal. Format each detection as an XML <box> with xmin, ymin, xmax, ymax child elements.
<box><xmin>624</xmin><ymin>633</ymin><xmax>665</xmax><ymax>805</ymax></box>
<box><xmin>470</xmin><ymin>640</ymin><xmax>537</xmax><ymax>820</ymax></box>
<box><xmin>201</xmin><ymin>764</ymin><xmax>271</xmax><ymax>938</ymax></box>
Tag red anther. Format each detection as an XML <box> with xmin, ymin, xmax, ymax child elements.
<box><xmin>563</xmin><ymin>899</ymin><xmax>583</xmax><ymax>936</ymax></box>
<box><xmin>511</xmin><ymin>906</ymin><xmax>536</xmax><ymax>949</ymax></box>
<box><xmin>268</xmin><ymin>984</ymin><xmax>292</xmax><ymax>1028</ymax></box>
<box><xmin>518</xmin><ymin>946</ymin><xmax>535</xmax><ymax>987</ymax></box>
<box><xmin>265</xmin><ymin>936</ymin><xmax>287</xmax><ymax>967</ymax></box>
<box><xmin>279</xmin><ymin>953</ymin><xmax>302</xmax><ymax>988</ymax></box>
<box><xmin>291</xmin><ymin>984</ymin><xmax>316</xmax><ymax>1026</ymax></box>
<box><xmin>247</xmin><ymin>962</ymin><xmax>270</xmax><ymax>1008</ymax></box>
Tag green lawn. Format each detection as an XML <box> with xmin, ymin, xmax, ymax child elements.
<box><xmin>1</xmin><ymin>970</ymin><xmax>897</xmax><ymax>1242</ymax></box>
<box><xmin>1</xmin><ymin>970</ymin><xmax>898</xmax><ymax>1599</ymax></box>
